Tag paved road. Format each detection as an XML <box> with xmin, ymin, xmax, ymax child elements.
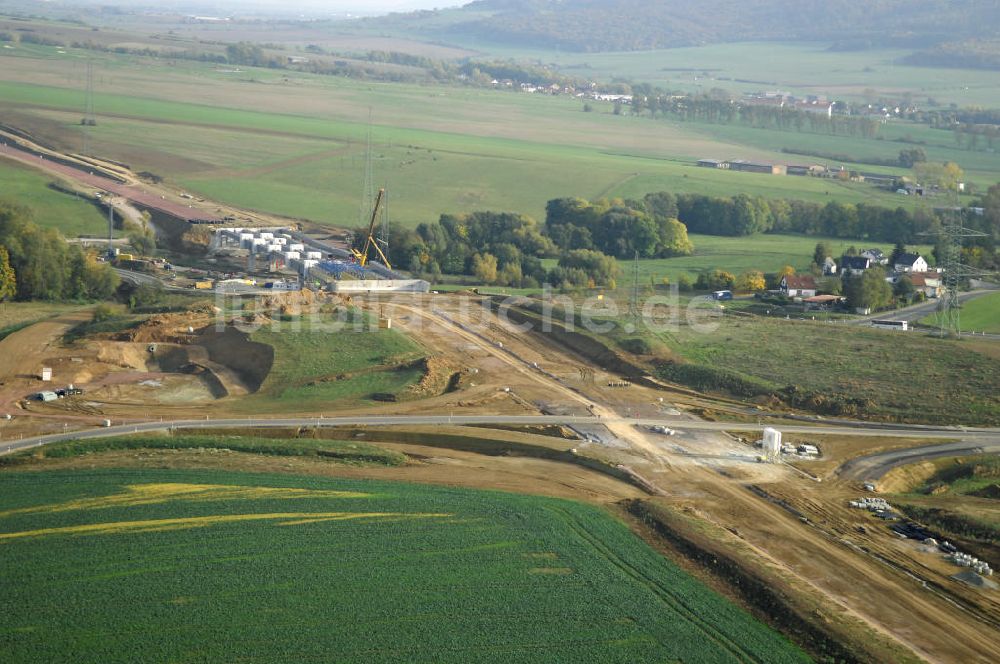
<box><xmin>0</xmin><ymin>141</ymin><xmax>220</xmax><ymax>222</ymax></box>
<box><xmin>838</xmin><ymin>440</ymin><xmax>1000</xmax><ymax>483</ymax></box>
<box><xmin>3</xmin><ymin>414</ymin><xmax>998</xmax><ymax>457</ymax></box>
<box><xmin>850</xmin><ymin>289</ymin><xmax>998</xmax><ymax>330</ymax></box>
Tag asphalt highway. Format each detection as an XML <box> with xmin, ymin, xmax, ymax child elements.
<box><xmin>3</xmin><ymin>414</ymin><xmax>998</xmax><ymax>457</ymax></box>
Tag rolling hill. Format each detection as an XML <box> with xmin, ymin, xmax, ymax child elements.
<box><xmin>389</xmin><ymin>0</ymin><xmax>1000</xmax><ymax>53</ymax></box>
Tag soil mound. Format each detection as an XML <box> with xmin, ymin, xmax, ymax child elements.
<box><xmin>195</xmin><ymin>326</ymin><xmax>274</xmax><ymax>393</ymax></box>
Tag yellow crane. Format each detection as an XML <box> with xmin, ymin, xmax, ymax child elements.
<box><xmin>351</xmin><ymin>188</ymin><xmax>392</xmax><ymax>270</ymax></box>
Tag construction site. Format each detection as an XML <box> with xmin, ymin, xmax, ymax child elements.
<box><xmin>1</xmin><ymin>92</ymin><xmax>999</xmax><ymax>664</ymax></box>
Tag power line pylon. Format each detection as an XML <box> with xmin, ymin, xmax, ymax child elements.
<box><xmin>629</xmin><ymin>250</ymin><xmax>640</xmax><ymax>320</ymax></box>
<box><xmin>922</xmin><ymin>205</ymin><xmax>989</xmax><ymax>337</ymax></box>
<box><xmin>81</xmin><ymin>59</ymin><xmax>96</xmax><ymax>153</ymax></box>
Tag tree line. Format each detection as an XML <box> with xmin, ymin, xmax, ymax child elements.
<box><xmin>671</xmin><ymin>192</ymin><xmax>938</xmax><ymax>241</ymax></box>
<box><xmin>365</xmin><ymin>181</ymin><xmax>1000</xmax><ymax>289</ymax></box>
<box><xmin>544</xmin><ymin>194</ymin><xmax>694</xmax><ymax>258</ymax></box>
<box><xmin>643</xmin><ymin>95</ymin><xmax>881</xmax><ymax>138</ymax></box>
<box><xmin>0</xmin><ymin>199</ymin><xmax>118</xmax><ymax>302</ymax></box>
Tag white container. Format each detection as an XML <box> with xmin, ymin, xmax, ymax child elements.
<box><xmin>288</xmin><ymin>243</ymin><xmax>305</xmax><ymax>252</ymax></box>
<box><xmin>762</xmin><ymin>427</ymin><xmax>781</xmax><ymax>460</ymax></box>
<box><xmin>41</xmin><ymin>367</ymin><xmax>52</xmax><ymax>382</ymax></box>
<box><xmin>283</xmin><ymin>251</ymin><xmax>301</xmax><ymax>260</ymax></box>
<box><xmin>306</xmin><ymin>251</ymin><xmax>322</xmax><ymax>260</ymax></box>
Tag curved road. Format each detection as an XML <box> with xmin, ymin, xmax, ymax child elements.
<box><xmin>3</xmin><ymin>414</ymin><xmax>998</xmax><ymax>457</ymax></box>
<box><xmin>838</xmin><ymin>439</ymin><xmax>1000</xmax><ymax>483</ymax></box>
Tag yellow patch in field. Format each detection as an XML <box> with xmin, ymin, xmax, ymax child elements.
<box><xmin>0</xmin><ymin>483</ymin><xmax>371</xmax><ymax>519</ymax></box>
<box><xmin>0</xmin><ymin>511</ymin><xmax>450</xmax><ymax>542</ymax></box>
<box><xmin>528</xmin><ymin>567</ymin><xmax>574</xmax><ymax>575</ymax></box>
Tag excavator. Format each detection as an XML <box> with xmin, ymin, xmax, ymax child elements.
<box><xmin>350</xmin><ymin>188</ymin><xmax>392</xmax><ymax>270</ymax></box>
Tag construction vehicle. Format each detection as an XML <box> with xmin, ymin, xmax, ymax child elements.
<box><xmin>350</xmin><ymin>188</ymin><xmax>392</xmax><ymax>270</ymax></box>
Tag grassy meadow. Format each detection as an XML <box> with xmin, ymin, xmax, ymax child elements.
<box><xmin>244</xmin><ymin>315</ymin><xmax>426</xmax><ymax>411</ymax></box>
<box><xmin>952</xmin><ymin>292</ymin><xmax>1000</xmax><ymax>334</ymax></box>
<box><xmin>652</xmin><ymin>315</ymin><xmax>1000</xmax><ymax>425</ymax></box>
<box><xmin>0</xmin><ymin>468</ymin><xmax>809</xmax><ymax>663</ymax></box>
<box><xmin>542</xmin><ymin>234</ymin><xmax>934</xmax><ymax>285</ymax></box>
<box><xmin>0</xmin><ymin>159</ymin><xmax>107</xmax><ymax>236</ymax></box>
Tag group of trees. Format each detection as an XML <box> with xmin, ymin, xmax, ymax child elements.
<box><xmin>671</xmin><ymin>192</ymin><xmax>937</xmax><ymax>242</ymax></box>
<box><xmin>0</xmin><ymin>200</ymin><xmax>118</xmax><ymax>302</ymax></box>
<box><xmin>544</xmin><ymin>194</ymin><xmax>694</xmax><ymax>258</ymax></box>
<box><xmin>644</xmin><ymin>95</ymin><xmax>881</xmax><ymax>138</ymax></box>
<box><xmin>368</xmin><ymin>205</ymin><xmax>635</xmax><ymax>289</ymax></box>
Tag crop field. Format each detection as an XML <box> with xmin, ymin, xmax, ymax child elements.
<box><xmin>244</xmin><ymin>317</ymin><xmax>426</xmax><ymax>411</ymax></box>
<box><xmin>0</xmin><ymin>468</ymin><xmax>808</xmax><ymax>663</ymax></box>
<box><xmin>0</xmin><ymin>158</ymin><xmax>107</xmax><ymax>236</ymax></box>
<box><xmin>0</xmin><ymin>47</ymin><xmax>967</xmax><ymax>230</ymax></box>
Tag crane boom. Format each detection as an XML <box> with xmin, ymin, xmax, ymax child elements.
<box><xmin>351</xmin><ymin>188</ymin><xmax>391</xmax><ymax>270</ymax></box>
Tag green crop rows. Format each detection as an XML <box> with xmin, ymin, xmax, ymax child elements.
<box><xmin>0</xmin><ymin>469</ymin><xmax>808</xmax><ymax>663</ymax></box>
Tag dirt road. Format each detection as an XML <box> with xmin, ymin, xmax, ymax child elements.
<box><xmin>0</xmin><ymin>311</ymin><xmax>91</xmax><ymax>410</ymax></box>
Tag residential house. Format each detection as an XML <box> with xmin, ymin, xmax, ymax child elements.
<box><xmin>840</xmin><ymin>255</ymin><xmax>872</xmax><ymax>276</ymax></box>
<box><xmin>793</xmin><ymin>100</ymin><xmax>834</xmax><ymax>117</ymax></box>
<box><xmin>893</xmin><ymin>253</ymin><xmax>928</xmax><ymax>273</ymax></box>
<box><xmin>908</xmin><ymin>272</ymin><xmax>943</xmax><ymax>298</ymax></box>
<box><xmin>780</xmin><ymin>274</ymin><xmax>818</xmax><ymax>298</ymax></box>
<box><xmin>860</xmin><ymin>248</ymin><xmax>887</xmax><ymax>265</ymax></box>
<box><xmin>803</xmin><ymin>294</ymin><xmax>846</xmax><ymax>309</ymax></box>
<box><xmin>697</xmin><ymin>159</ymin><xmax>729</xmax><ymax>169</ymax></box>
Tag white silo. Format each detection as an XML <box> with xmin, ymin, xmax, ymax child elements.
<box><xmin>763</xmin><ymin>427</ymin><xmax>782</xmax><ymax>462</ymax></box>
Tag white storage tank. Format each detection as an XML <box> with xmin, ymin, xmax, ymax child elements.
<box><xmin>762</xmin><ymin>427</ymin><xmax>781</xmax><ymax>462</ymax></box>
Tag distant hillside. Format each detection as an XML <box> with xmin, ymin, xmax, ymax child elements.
<box><xmin>410</xmin><ymin>0</ymin><xmax>1000</xmax><ymax>53</ymax></box>
<box><xmin>903</xmin><ymin>39</ymin><xmax>1000</xmax><ymax>71</ymax></box>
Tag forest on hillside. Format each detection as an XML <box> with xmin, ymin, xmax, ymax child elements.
<box><xmin>423</xmin><ymin>0</ymin><xmax>1000</xmax><ymax>53</ymax></box>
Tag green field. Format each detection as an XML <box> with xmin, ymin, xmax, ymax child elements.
<box><xmin>244</xmin><ymin>315</ymin><xmax>426</xmax><ymax>411</ymax></box>
<box><xmin>643</xmin><ymin>315</ymin><xmax>1000</xmax><ymax>424</ymax></box>
<box><xmin>428</xmin><ymin>38</ymin><xmax>1000</xmax><ymax>109</ymax></box>
<box><xmin>0</xmin><ymin>302</ymin><xmax>85</xmax><ymax>335</ymax></box>
<box><xmin>541</xmin><ymin>233</ymin><xmax>933</xmax><ymax>284</ymax></box>
<box><xmin>924</xmin><ymin>292</ymin><xmax>1000</xmax><ymax>334</ymax></box>
<box><xmin>0</xmin><ymin>434</ymin><xmax>407</xmax><ymax>467</ymax></box>
<box><xmin>0</xmin><ymin>468</ymin><xmax>808</xmax><ymax>663</ymax></box>
<box><xmin>2</xmin><ymin>44</ymin><xmax>988</xmax><ymax>231</ymax></box>
<box><xmin>0</xmin><ymin>159</ymin><xmax>107</xmax><ymax>236</ymax></box>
